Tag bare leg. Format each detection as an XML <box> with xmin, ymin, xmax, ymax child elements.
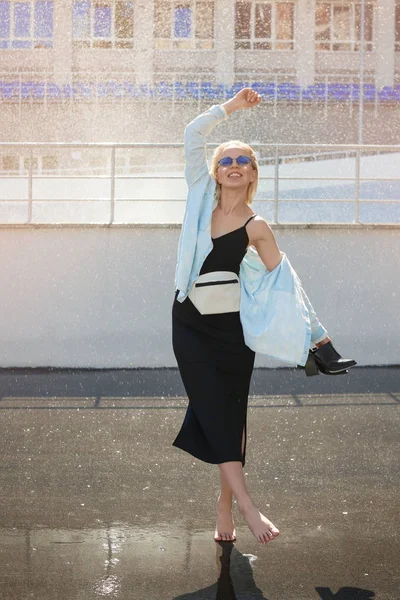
<box><xmin>218</xmin><ymin>460</ymin><xmax>280</xmax><ymax>545</ymax></box>
<box><xmin>214</xmin><ymin>470</ymin><xmax>236</xmax><ymax>542</ymax></box>
<box><xmin>214</xmin><ymin>429</ymin><xmax>246</xmax><ymax>542</ymax></box>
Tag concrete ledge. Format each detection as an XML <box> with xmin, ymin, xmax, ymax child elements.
<box><xmin>1</xmin><ymin>222</ymin><xmax>400</xmax><ymax>229</ymax></box>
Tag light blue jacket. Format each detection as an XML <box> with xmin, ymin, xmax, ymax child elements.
<box><xmin>174</xmin><ymin>104</ymin><xmax>328</xmax><ymax>367</ymax></box>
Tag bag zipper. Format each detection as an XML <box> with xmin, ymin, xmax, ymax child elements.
<box><xmin>195</xmin><ymin>279</ymin><xmax>238</xmax><ymax>288</ymax></box>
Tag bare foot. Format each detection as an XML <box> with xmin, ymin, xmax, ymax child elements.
<box><xmin>214</xmin><ymin>499</ymin><xmax>236</xmax><ymax>542</ymax></box>
<box><xmin>239</xmin><ymin>502</ymin><xmax>280</xmax><ymax>545</ymax></box>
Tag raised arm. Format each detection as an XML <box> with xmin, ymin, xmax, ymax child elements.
<box><xmin>184</xmin><ymin>105</ymin><xmax>228</xmax><ymax>187</ymax></box>
<box><xmin>184</xmin><ymin>88</ymin><xmax>262</xmax><ymax>187</ymax></box>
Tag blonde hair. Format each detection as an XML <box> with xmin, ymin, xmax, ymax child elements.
<box><xmin>210</xmin><ymin>140</ymin><xmax>259</xmax><ymax>206</ymax></box>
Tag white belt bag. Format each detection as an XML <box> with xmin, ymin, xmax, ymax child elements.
<box><xmin>188</xmin><ymin>271</ymin><xmax>240</xmax><ymax>315</ymax></box>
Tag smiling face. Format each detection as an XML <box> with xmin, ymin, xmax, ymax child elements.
<box><xmin>215</xmin><ymin>147</ymin><xmax>257</xmax><ymax>193</ymax></box>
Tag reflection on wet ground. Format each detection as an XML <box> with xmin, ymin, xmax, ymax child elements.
<box><xmin>0</xmin><ymin>367</ymin><xmax>399</xmax><ymax>599</ymax></box>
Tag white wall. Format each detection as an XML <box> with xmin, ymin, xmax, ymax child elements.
<box><xmin>1</xmin><ymin>224</ymin><xmax>399</xmax><ymax>368</ymax></box>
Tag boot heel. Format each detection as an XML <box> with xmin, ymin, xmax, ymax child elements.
<box><xmin>304</xmin><ymin>350</ymin><xmax>320</xmax><ymax>377</ymax></box>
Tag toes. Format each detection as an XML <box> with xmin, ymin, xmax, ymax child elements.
<box><xmin>270</xmin><ymin>528</ymin><xmax>278</xmax><ymax>538</ymax></box>
<box><xmin>218</xmin><ymin>532</ymin><xmax>235</xmax><ymax>542</ymax></box>
<box><xmin>260</xmin><ymin>530</ymin><xmax>275</xmax><ymax>544</ymax></box>
<box><xmin>216</xmin><ymin>530</ymin><xmax>235</xmax><ymax>542</ymax></box>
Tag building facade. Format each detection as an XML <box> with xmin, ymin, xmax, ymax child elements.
<box><xmin>0</xmin><ymin>0</ymin><xmax>399</xmax><ymax>175</ymax></box>
<box><xmin>0</xmin><ymin>0</ymin><xmax>398</xmax><ymax>86</ymax></box>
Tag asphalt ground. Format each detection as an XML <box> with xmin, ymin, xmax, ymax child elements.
<box><xmin>0</xmin><ymin>366</ymin><xmax>399</xmax><ymax>600</ymax></box>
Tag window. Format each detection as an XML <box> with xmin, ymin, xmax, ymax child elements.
<box><xmin>42</xmin><ymin>155</ymin><xmax>58</xmax><ymax>172</ymax></box>
<box><xmin>315</xmin><ymin>1</ymin><xmax>374</xmax><ymax>51</ymax></box>
<box><xmin>235</xmin><ymin>1</ymin><xmax>294</xmax><ymax>51</ymax></box>
<box><xmin>0</xmin><ymin>0</ymin><xmax>53</xmax><ymax>48</ymax></box>
<box><xmin>396</xmin><ymin>2</ymin><xmax>400</xmax><ymax>52</ymax></box>
<box><xmin>1</xmin><ymin>155</ymin><xmax>20</xmax><ymax>173</ymax></box>
<box><xmin>154</xmin><ymin>1</ymin><xmax>214</xmax><ymax>49</ymax></box>
<box><xmin>72</xmin><ymin>0</ymin><xmax>134</xmax><ymax>48</ymax></box>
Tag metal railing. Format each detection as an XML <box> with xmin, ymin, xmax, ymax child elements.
<box><xmin>0</xmin><ymin>142</ymin><xmax>399</xmax><ymax>226</ymax></box>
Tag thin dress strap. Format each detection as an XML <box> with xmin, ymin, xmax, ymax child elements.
<box><xmin>244</xmin><ymin>214</ymin><xmax>257</xmax><ymax>227</ymax></box>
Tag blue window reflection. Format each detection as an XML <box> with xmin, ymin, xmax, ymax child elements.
<box><xmin>0</xmin><ymin>0</ymin><xmax>54</xmax><ymax>48</ymax></box>
<box><xmin>72</xmin><ymin>1</ymin><xmax>90</xmax><ymax>38</ymax></box>
<box><xmin>175</xmin><ymin>6</ymin><xmax>191</xmax><ymax>38</ymax></box>
<box><xmin>14</xmin><ymin>2</ymin><xmax>31</xmax><ymax>37</ymax></box>
<box><xmin>0</xmin><ymin>1</ymin><xmax>10</xmax><ymax>38</ymax></box>
<box><xmin>94</xmin><ymin>5</ymin><xmax>111</xmax><ymax>37</ymax></box>
<box><xmin>13</xmin><ymin>39</ymin><xmax>32</xmax><ymax>47</ymax></box>
<box><xmin>72</xmin><ymin>1</ymin><xmax>135</xmax><ymax>45</ymax></box>
<box><xmin>34</xmin><ymin>1</ymin><xmax>53</xmax><ymax>38</ymax></box>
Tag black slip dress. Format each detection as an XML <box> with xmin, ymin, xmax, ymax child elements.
<box><xmin>172</xmin><ymin>214</ymin><xmax>257</xmax><ymax>466</ymax></box>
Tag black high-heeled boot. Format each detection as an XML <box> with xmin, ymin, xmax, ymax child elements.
<box><xmin>302</xmin><ymin>350</ymin><xmax>320</xmax><ymax>376</ymax></box>
<box><xmin>298</xmin><ymin>342</ymin><xmax>357</xmax><ymax>376</ymax></box>
<box><xmin>312</xmin><ymin>341</ymin><xmax>357</xmax><ymax>375</ymax></box>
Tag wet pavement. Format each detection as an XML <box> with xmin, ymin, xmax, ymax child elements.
<box><xmin>0</xmin><ymin>367</ymin><xmax>399</xmax><ymax>600</ymax></box>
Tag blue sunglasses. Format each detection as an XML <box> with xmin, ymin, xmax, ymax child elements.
<box><xmin>217</xmin><ymin>155</ymin><xmax>252</xmax><ymax>167</ymax></box>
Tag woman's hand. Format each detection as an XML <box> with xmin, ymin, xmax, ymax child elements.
<box><xmin>222</xmin><ymin>88</ymin><xmax>262</xmax><ymax>115</ymax></box>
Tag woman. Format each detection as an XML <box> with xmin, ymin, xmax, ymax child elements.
<box><xmin>172</xmin><ymin>88</ymin><xmax>356</xmax><ymax>545</ymax></box>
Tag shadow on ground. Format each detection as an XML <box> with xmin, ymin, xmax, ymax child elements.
<box><xmin>173</xmin><ymin>542</ymin><xmax>376</xmax><ymax>599</ymax></box>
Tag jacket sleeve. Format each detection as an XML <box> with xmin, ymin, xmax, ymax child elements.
<box><xmin>184</xmin><ymin>104</ymin><xmax>228</xmax><ymax>187</ymax></box>
<box><xmin>299</xmin><ymin>286</ymin><xmax>329</xmax><ymax>344</ymax></box>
